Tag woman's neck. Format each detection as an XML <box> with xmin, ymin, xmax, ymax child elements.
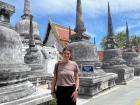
<box><xmin>62</xmin><ymin>59</ymin><xmax>69</xmax><ymax>63</ymax></box>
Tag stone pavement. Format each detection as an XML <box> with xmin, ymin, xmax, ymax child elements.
<box><xmin>77</xmin><ymin>77</ymin><xmax>140</xmax><ymax>105</ymax></box>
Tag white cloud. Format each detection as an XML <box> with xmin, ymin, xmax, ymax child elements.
<box><xmin>86</xmin><ymin>31</ymin><xmax>96</xmax><ymax>37</ymax></box>
<box><xmin>115</xmin><ymin>22</ymin><xmax>140</xmax><ymax>32</ymax></box>
<box><xmin>31</xmin><ymin>0</ymin><xmax>76</xmax><ymax>17</ymax></box>
<box><xmin>115</xmin><ymin>26</ymin><xmax>126</xmax><ymax>33</ymax></box>
<box><xmin>3</xmin><ymin>0</ymin><xmax>140</xmax><ymax>18</ymax></box>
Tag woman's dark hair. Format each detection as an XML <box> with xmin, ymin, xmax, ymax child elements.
<box><xmin>62</xmin><ymin>47</ymin><xmax>73</xmax><ymax>60</ymax></box>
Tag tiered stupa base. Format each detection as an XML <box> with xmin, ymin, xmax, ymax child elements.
<box><xmin>2</xmin><ymin>86</ymin><xmax>52</xmax><ymax>105</ymax></box>
<box><xmin>103</xmin><ymin>49</ymin><xmax>134</xmax><ymax>84</ymax></box>
<box><xmin>0</xmin><ymin>81</ymin><xmax>36</xmax><ymax>104</ymax></box>
<box><xmin>131</xmin><ymin>66</ymin><xmax>140</xmax><ymax>76</ymax></box>
<box><xmin>0</xmin><ymin>64</ymin><xmax>36</xmax><ymax>104</ymax></box>
<box><xmin>79</xmin><ymin>68</ymin><xmax>117</xmax><ymax>96</ymax></box>
<box><xmin>68</xmin><ymin>41</ymin><xmax>118</xmax><ymax>96</ymax></box>
<box><xmin>103</xmin><ymin>65</ymin><xmax>134</xmax><ymax>85</ymax></box>
<box><xmin>76</xmin><ymin>61</ymin><xmax>117</xmax><ymax>96</ymax></box>
<box><xmin>123</xmin><ymin>50</ymin><xmax>140</xmax><ymax>76</ymax></box>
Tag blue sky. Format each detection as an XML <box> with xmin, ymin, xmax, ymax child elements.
<box><xmin>2</xmin><ymin>0</ymin><xmax>140</xmax><ymax>50</ymax></box>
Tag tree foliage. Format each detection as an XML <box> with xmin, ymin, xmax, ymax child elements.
<box><xmin>100</xmin><ymin>31</ymin><xmax>140</xmax><ymax>49</ymax></box>
<box><xmin>131</xmin><ymin>36</ymin><xmax>140</xmax><ymax>47</ymax></box>
<box><xmin>100</xmin><ymin>36</ymin><xmax>107</xmax><ymax>50</ymax></box>
<box><xmin>115</xmin><ymin>32</ymin><xmax>126</xmax><ymax>48</ymax></box>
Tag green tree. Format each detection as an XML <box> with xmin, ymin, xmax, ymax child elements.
<box><xmin>100</xmin><ymin>35</ymin><xmax>107</xmax><ymax>50</ymax></box>
<box><xmin>115</xmin><ymin>31</ymin><xmax>126</xmax><ymax>48</ymax></box>
<box><xmin>131</xmin><ymin>36</ymin><xmax>140</xmax><ymax>47</ymax></box>
<box><xmin>100</xmin><ymin>32</ymin><xmax>140</xmax><ymax>49</ymax></box>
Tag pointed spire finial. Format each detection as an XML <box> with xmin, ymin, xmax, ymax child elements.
<box><xmin>107</xmin><ymin>2</ymin><xmax>114</xmax><ymax>37</ymax></box>
<box><xmin>126</xmin><ymin>21</ymin><xmax>130</xmax><ymax>45</ymax></box>
<box><xmin>22</xmin><ymin>0</ymin><xmax>31</xmax><ymax>19</ymax></box>
<box><xmin>74</xmin><ymin>0</ymin><xmax>86</xmax><ymax>35</ymax></box>
<box><xmin>24</xmin><ymin>0</ymin><xmax>30</xmax><ymax>15</ymax></box>
<box><xmin>94</xmin><ymin>37</ymin><xmax>96</xmax><ymax>45</ymax></box>
<box><xmin>70</xmin><ymin>0</ymin><xmax>89</xmax><ymax>42</ymax></box>
<box><xmin>104</xmin><ymin>2</ymin><xmax>118</xmax><ymax>49</ymax></box>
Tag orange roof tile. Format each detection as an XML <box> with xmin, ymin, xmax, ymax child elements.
<box><xmin>55</xmin><ymin>25</ymin><xmax>75</xmax><ymax>41</ymax></box>
<box><xmin>43</xmin><ymin>20</ymin><xmax>76</xmax><ymax>48</ymax></box>
<box><xmin>97</xmin><ymin>51</ymin><xmax>104</xmax><ymax>61</ymax></box>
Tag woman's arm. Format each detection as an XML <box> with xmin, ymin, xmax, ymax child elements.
<box><xmin>75</xmin><ymin>73</ymin><xmax>79</xmax><ymax>92</ymax></box>
<box><xmin>51</xmin><ymin>74</ymin><xmax>57</xmax><ymax>93</ymax></box>
<box><xmin>51</xmin><ymin>62</ymin><xmax>59</xmax><ymax>93</ymax></box>
<box><xmin>71</xmin><ymin>73</ymin><xmax>79</xmax><ymax>102</ymax></box>
<box><xmin>51</xmin><ymin>74</ymin><xmax>57</xmax><ymax>99</ymax></box>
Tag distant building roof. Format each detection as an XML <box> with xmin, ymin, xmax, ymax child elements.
<box><xmin>97</xmin><ymin>51</ymin><xmax>104</xmax><ymax>61</ymax></box>
<box><xmin>43</xmin><ymin>19</ymin><xmax>75</xmax><ymax>47</ymax></box>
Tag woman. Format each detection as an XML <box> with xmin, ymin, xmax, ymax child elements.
<box><xmin>51</xmin><ymin>47</ymin><xmax>80</xmax><ymax>105</ymax></box>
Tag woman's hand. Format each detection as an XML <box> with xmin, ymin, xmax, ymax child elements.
<box><xmin>71</xmin><ymin>90</ymin><xmax>78</xmax><ymax>102</ymax></box>
<box><xmin>51</xmin><ymin>92</ymin><xmax>57</xmax><ymax>99</ymax></box>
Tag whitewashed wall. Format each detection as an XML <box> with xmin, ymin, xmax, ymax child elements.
<box><xmin>42</xmin><ymin>46</ymin><xmax>59</xmax><ymax>75</ymax></box>
<box><xmin>44</xmin><ymin>29</ymin><xmax>63</xmax><ymax>52</ymax></box>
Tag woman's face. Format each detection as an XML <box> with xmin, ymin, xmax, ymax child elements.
<box><xmin>63</xmin><ymin>50</ymin><xmax>71</xmax><ymax>60</ymax></box>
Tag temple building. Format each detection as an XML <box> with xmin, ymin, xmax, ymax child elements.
<box><xmin>43</xmin><ymin>18</ymin><xmax>76</xmax><ymax>52</ymax></box>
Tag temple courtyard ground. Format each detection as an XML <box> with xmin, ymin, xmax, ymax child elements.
<box><xmin>77</xmin><ymin>77</ymin><xmax>140</xmax><ymax>105</ymax></box>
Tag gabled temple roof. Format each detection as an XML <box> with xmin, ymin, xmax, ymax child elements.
<box><xmin>43</xmin><ymin>19</ymin><xmax>75</xmax><ymax>47</ymax></box>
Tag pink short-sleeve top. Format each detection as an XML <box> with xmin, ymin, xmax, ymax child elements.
<box><xmin>53</xmin><ymin>61</ymin><xmax>80</xmax><ymax>86</ymax></box>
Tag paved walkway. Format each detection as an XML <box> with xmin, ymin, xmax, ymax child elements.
<box><xmin>77</xmin><ymin>77</ymin><xmax>140</xmax><ymax>105</ymax></box>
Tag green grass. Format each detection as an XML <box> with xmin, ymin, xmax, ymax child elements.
<box><xmin>48</xmin><ymin>99</ymin><xmax>57</xmax><ymax>105</ymax></box>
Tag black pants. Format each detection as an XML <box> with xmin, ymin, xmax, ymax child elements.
<box><xmin>56</xmin><ymin>85</ymin><xmax>76</xmax><ymax>105</ymax></box>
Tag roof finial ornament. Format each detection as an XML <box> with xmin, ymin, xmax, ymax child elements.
<box><xmin>74</xmin><ymin>0</ymin><xmax>86</xmax><ymax>35</ymax></box>
<box><xmin>107</xmin><ymin>2</ymin><xmax>113</xmax><ymax>37</ymax></box>
<box><xmin>24</xmin><ymin>0</ymin><xmax>30</xmax><ymax>15</ymax></box>
<box><xmin>22</xmin><ymin>0</ymin><xmax>31</xmax><ymax>19</ymax></box>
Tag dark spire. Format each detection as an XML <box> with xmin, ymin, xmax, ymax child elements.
<box><xmin>22</xmin><ymin>0</ymin><xmax>31</xmax><ymax>19</ymax></box>
<box><xmin>125</xmin><ymin>22</ymin><xmax>133</xmax><ymax>48</ymax></box>
<box><xmin>29</xmin><ymin>15</ymin><xmax>35</xmax><ymax>47</ymax></box>
<box><xmin>94</xmin><ymin>37</ymin><xmax>96</xmax><ymax>45</ymax></box>
<box><xmin>70</xmin><ymin>0</ymin><xmax>89</xmax><ymax>42</ymax></box>
<box><xmin>74</xmin><ymin>0</ymin><xmax>86</xmax><ymax>35</ymax></box>
<box><xmin>126</xmin><ymin>22</ymin><xmax>130</xmax><ymax>45</ymax></box>
<box><xmin>104</xmin><ymin>2</ymin><xmax>118</xmax><ymax>49</ymax></box>
<box><xmin>107</xmin><ymin>2</ymin><xmax>114</xmax><ymax>37</ymax></box>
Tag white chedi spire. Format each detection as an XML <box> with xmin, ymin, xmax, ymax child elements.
<box><xmin>16</xmin><ymin>0</ymin><xmax>39</xmax><ymax>36</ymax></box>
<box><xmin>24</xmin><ymin>0</ymin><xmax>30</xmax><ymax>15</ymax></box>
<box><xmin>15</xmin><ymin>0</ymin><xmax>42</xmax><ymax>46</ymax></box>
